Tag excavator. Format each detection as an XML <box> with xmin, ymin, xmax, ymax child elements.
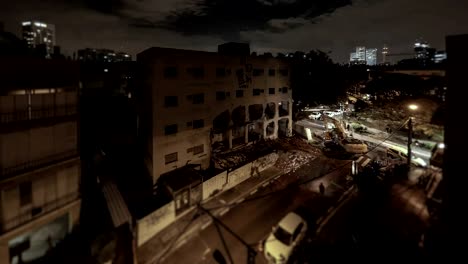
<box><xmin>321</xmin><ymin>114</ymin><xmax>368</xmax><ymax>154</ymax></box>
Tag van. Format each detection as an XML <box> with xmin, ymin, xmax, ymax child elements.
<box><xmin>386</xmin><ymin>146</ymin><xmax>427</xmax><ymax>167</ymax></box>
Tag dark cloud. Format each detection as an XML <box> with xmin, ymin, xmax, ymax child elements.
<box><xmin>0</xmin><ymin>0</ymin><xmax>467</xmax><ymax>63</ymax></box>
<box><xmin>155</xmin><ymin>0</ymin><xmax>352</xmax><ymax>35</ymax></box>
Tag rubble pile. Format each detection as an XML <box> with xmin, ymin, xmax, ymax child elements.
<box><xmin>275</xmin><ymin>150</ymin><xmax>314</xmax><ymax>174</ymax></box>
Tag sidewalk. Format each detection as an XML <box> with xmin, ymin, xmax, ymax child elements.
<box><xmin>137</xmin><ymin>166</ymin><xmax>283</xmax><ymax>264</ymax></box>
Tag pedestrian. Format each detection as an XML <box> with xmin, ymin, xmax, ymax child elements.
<box><xmin>319</xmin><ymin>182</ymin><xmax>325</xmax><ymax>196</ymax></box>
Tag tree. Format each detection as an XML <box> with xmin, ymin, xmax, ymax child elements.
<box><xmin>290</xmin><ymin>49</ymin><xmax>348</xmax><ymax>106</ymax></box>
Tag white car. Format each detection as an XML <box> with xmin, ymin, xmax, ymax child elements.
<box><xmin>308</xmin><ymin>111</ymin><xmax>322</xmax><ymax>120</ymax></box>
<box><xmin>264</xmin><ymin>212</ymin><xmax>308</xmax><ymax>263</ymax></box>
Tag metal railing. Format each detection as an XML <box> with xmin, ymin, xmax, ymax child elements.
<box><xmin>0</xmin><ymin>150</ymin><xmax>78</xmax><ymax>179</ymax></box>
<box><xmin>0</xmin><ymin>105</ymin><xmax>77</xmax><ymax>124</ymax></box>
<box><xmin>0</xmin><ymin>192</ymin><xmax>80</xmax><ymax>233</ymax></box>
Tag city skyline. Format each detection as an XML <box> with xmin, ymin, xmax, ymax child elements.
<box><xmin>1</xmin><ymin>0</ymin><xmax>467</xmax><ymax>63</ymax></box>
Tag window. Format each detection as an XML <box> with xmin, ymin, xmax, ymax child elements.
<box><xmin>279</xmin><ymin>69</ymin><xmax>289</xmax><ymax>76</ymax></box>
<box><xmin>253</xmin><ymin>68</ymin><xmax>264</xmax><ymax>76</ymax></box>
<box><xmin>193</xmin><ymin>119</ymin><xmax>204</xmax><ymax>129</ymax></box>
<box><xmin>268</xmin><ymin>69</ymin><xmax>276</xmax><ymax>76</ymax></box>
<box><xmin>164</xmin><ymin>124</ymin><xmax>178</xmax><ymax>135</ymax></box>
<box><xmin>164</xmin><ymin>67</ymin><xmax>178</xmax><ymax>78</ymax></box>
<box><xmin>188</xmin><ymin>144</ymin><xmax>204</xmax><ymax>154</ymax></box>
<box><xmin>193</xmin><ymin>144</ymin><xmax>204</xmax><ymax>155</ymax></box>
<box><xmin>273</xmin><ymin>226</ymin><xmax>292</xmax><ymax>246</ymax></box>
<box><xmin>269</xmin><ymin>88</ymin><xmax>275</xmax><ymax>95</ymax></box>
<box><xmin>187</xmin><ymin>67</ymin><xmax>204</xmax><ymax>78</ymax></box>
<box><xmin>165</xmin><ymin>152</ymin><xmax>178</xmax><ymax>164</ymax></box>
<box><xmin>253</xmin><ymin>89</ymin><xmax>264</xmax><ymax>96</ymax></box>
<box><xmin>236</xmin><ymin>90</ymin><xmax>244</xmax><ymax>98</ymax></box>
<box><xmin>216</xmin><ymin>91</ymin><xmax>226</xmax><ymax>101</ymax></box>
<box><xmin>164</xmin><ymin>96</ymin><xmax>178</xmax><ymax>107</ymax></box>
<box><xmin>19</xmin><ymin>181</ymin><xmax>32</xmax><ymax>206</ymax></box>
<box><xmin>189</xmin><ymin>93</ymin><xmax>204</xmax><ymax>104</ymax></box>
<box><xmin>216</xmin><ymin>67</ymin><xmax>226</xmax><ymax>77</ymax></box>
<box><xmin>292</xmin><ymin>223</ymin><xmax>304</xmax><ymax>242</ymax></box>
<box><xmin>282</xmin><ymin>87</ymin><xmax>289</xmax><ymax>93</ymax></box>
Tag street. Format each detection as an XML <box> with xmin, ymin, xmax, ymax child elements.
<box><xmin>296</xmin><ymin>169</ymin><xmax>430</xmax><ymax>262</ymax></box>
<box><xmin>299</xmin><ymin>118</ymin><xmax>432</xmax><ymax>161</ymax></box>
<box><xmin>159</xmin><ymin>157</ymin><xmax>353</xmax><ymax>264</ymax></box>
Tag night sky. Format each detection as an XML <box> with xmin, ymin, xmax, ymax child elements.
<box><xmin>1</xmin><ymin>0</ymin><xmax>467</xmax><ymax>63</ymax></box>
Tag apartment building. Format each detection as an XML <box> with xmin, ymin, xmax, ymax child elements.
<box><xmin>138</xmin><ymin>44</ymin><xmax>292</xmax><ymax>184</ymax></box>
<box><xmin>0</xmin><ymin>58</ymin><xmax>81</xmax><ymax>264</ymax></box>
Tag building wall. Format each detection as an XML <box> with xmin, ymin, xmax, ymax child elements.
<box><xmin>0</xmin><ymin>158</ymin><xmax>80</xmax><ymax>264</ymax></box>
<box><xmin>0</xmin><ymin>58</ymin><xmax>80</xmax><ymax>264</ymax></box>
<box><xmin>0</xmin><ymin>121</ymin><xmax>77</xmax><ymax>175</ymax></box>
<box><xmin>202</xmin><ymin>171</ymin><xmax>227</xmax><ymax>200</ymax></box>
<box><xmin>140</xmin><ymin>48</ymin><xmax>292</xmax><ymax>184</ymax></box>
<box><xmin>136</xmin><ymin>200</ymin><xmax>175</xmax><ymax>247</ymax></box>
<box><xmin>0</xmin><ymin>158</ymin><xmax>80</xmax><ymax>233</ymax></box>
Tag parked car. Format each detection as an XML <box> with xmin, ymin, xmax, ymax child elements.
<box><xmin>263</xmin><ymin>212</ymin><xmax>308</xmax><ymax>264</ymax></box>
<box><xmin>323</xmin><ymin>110</ymin><xmax>342</xmax><ymax>117</ymax></box>
<box><xmin>308</xmin><ymin>111</ymin><xmax>322</xmax><ymax>120</ymax></box>
<box><xmin>386</xmin><ymin>146</ymin><xmax>427</xmax><ymax>167</ymax></box>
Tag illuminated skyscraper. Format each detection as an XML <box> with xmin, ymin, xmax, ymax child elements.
<box><xmin>382</xmin><ymin>45</ymin><xmax>389</xmax><ymax>64</ymax></box>
<box><xmin>22</xmin><ymin>21</ymin><xmax>55</xmax><ymax>57</ymax></box>
<box><xmin>350</xmin><ymin>47</ymin><xmax>366</xmax><ymax>64</ymax></box>
<box><xmin>366</xmin><ymin>48</ymin><xmax>377</xmax><ymax>65</ymax></box>
<box><xmin>356</xmin><ymin>46</ymin><xmax>366</xmax><ymax>61</ymax></box>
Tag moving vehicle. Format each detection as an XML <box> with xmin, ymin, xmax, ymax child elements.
<box><xmin>386</xmin><ymin>146</ymin><xmax>427</xmax><ymax>167</ymax></box>
<box><xmin>264</xmin><ymin>212</ymin><xmax>308</xmax><ymax>264</ymax></box>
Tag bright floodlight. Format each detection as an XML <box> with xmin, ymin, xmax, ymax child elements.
<box><xmin>408</xmin><ymin>104</ymin><xmax>418</xmax><ymax>110</ymax></box>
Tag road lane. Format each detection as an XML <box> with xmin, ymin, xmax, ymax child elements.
<box><xmin>162</xmin><ymin>159</ymin><xmax>353</xmax><ymax>264</ymax></box>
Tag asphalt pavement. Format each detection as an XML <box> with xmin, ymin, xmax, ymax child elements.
<box><xmin>160</xmin><ymin>157</ymin><xmax>353</xmax><ymax>264</ymax></box>
<box><xmin>298</xmin><ymin>168</ymin><xmax>430</xmax><ymax>262</ymax></box>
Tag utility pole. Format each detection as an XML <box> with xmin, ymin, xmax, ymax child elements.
<box><xmin>198</xmin><ymin>205</ymin><xmax>257</xmax><ymax>264</ymax></box>
<box><xmin>407</xmin><ymin>117</ymin><xmax>412</xmax><ymax>169</ymax></box>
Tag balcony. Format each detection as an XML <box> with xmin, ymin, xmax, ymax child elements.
<box><xmin>0</xmin><ymin>105</ymin><xmax>77</xmax><ymax>125</ymax></box>
<box><xmin>0</xmin><ymin>192</ymin><xmax>80</xmax><ymax>233</ymax></box>
<box><xmin>0</xmin><ymin>150</ymin><xmax>78</xmax><ymax>179</ymax></box>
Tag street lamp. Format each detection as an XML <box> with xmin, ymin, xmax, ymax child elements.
<box><xmin>408</xmin><ymin>104</ymin><xmax>418</xmax><ymax>111</ymax></box>
<box><xmin>407</xmin><ymin>104</ymin><xmax>418</xmax><ymax>168</ymax></box>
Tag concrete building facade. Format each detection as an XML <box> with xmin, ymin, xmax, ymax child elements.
<box><xmin>0</xmin><ymin>58</ymin><xmax>81</xmax><ymax>264</ymax></box>
<box><xmin>138</xmin><ymin>46</ymin><xmax>292</xmax><ymax>184</ymax></box>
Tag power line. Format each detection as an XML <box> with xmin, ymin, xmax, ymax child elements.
<box><xmin>152</xmin><ymin>120</ymin><xmax>408</xmax><ymax>263</ymax></box>
<box><xmin>213</xmin><ymin>219</ymin><xmax>234</xmax><ymax>264</ymax></box>
<box><xmin>198</xmin><ymin>204</ymin><xmax>257</xmax><ymax>264</ymax></box>
<box><xmin>203</xmin><ymin>120</ymin><xmax>408</xmax><ymax>211</ymax></box>
<box><xmin>155</xmin><ymin>211</ymin><xmax>200</xmax><ymax>264</ymax></box>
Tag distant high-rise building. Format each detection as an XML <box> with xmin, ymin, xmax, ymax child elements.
<box><xmin>356</xmin><ymin>46</ymin><xmax>366</xmax><ymax>61</ymax></box>
<box><xmin>366</xmin><ymin>48</ymin><xmax>377</xmax><ymax>65</ymax></box>
<box><xmin>21</xmin><ymin>21</ymin><xmax>55</xmax><ymax>57</ymax></box>
<box><xmin>77</xmin><ymin>48</ymin><xmax>132</xmax><ymax>62</ymax></box>
<box><xmin>414</xmin><ymin>38</ymin><xmax>429</xmax><ymax>59</ymax></box>
<box><xmin>414</xmin><ymin>38</ymin><xmax>436</xmax><ymax>66</ymax></box>
<box><xmin>382</xmin><ymin>45</ymin><xmax>389</xmax><ymax>64</ymax></box>
<box><xmin>350</xmin><ymin>47</ymin><xmax>366</xmax><ymax>65</ymax></box>
<box><xmin>434</xmin><ymin>51</ymin><xmax>447</xmax><ymax>63</ymax></box>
